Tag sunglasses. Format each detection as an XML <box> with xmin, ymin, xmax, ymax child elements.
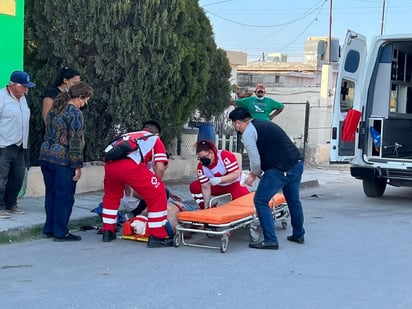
<box><xmin>256</xmin><ymin>90</ymin><xmax>264</xmax><ymax>94</ymax></box>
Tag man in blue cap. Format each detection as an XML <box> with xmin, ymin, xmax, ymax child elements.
<box><xmin>0</xmin><ymin>71</ymin><xmax>35</xmax><ymax>219</ymax></box>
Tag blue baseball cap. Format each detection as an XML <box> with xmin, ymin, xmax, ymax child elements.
<box><xmin>10</xmin><ymin>71</ymin><xmax>36</xmax><ymax>88</ymax></box>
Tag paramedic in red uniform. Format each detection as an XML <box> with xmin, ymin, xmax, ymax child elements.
<box><xmin>102</xmin><ymin>120</ymin><xmax>173</xmax><ymax>247</ymax></box>
<box><xmin>190</xmin><ymin>140</ymin><xmax>249</xmax><ymax>209</ymax></box>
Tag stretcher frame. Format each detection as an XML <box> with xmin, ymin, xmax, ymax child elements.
<box><xmin>174</xmin><ymin>193</ymin><xmax>290</xmax><ymax>253</ymax></box>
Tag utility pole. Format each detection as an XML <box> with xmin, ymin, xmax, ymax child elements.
<box><xmin>381</xmin><ymin>0</ymin><xmax>386</xmax><ymax>35</ymax></box>
<box><xmin>328</xmin><ymin>0</ymin><xmax>332</xmax><ymax>64</ymax></box>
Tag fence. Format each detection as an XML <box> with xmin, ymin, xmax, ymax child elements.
<box><xmin>178</xmin><ymin>101</ymin><xmax>309</xmax><ymax>159</ymax></box>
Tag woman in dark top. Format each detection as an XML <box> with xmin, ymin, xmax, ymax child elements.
<box><xmin>39</xmin><ymin>82</ymin><xmax>92</xmax><ymax>241</ymax></box>
<box><xmin>42</xmin><ymin>67</ymin><xmax>80</xmax><ymax>123</ymax></box>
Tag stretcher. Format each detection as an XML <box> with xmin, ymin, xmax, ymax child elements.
<box><xmin>174</xmin><ymin>192</ymin><xmax>289</xmax><ymax>253</ymax></box>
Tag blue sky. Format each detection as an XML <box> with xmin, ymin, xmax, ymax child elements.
<box><xmin>198</xmin><ymin>0</ymin><xmax>412</xmax><ymax>61</ymax></box>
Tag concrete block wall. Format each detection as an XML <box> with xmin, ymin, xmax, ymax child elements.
<box><xmin>25</xmin><ymin>156</ymin><xmax>200</xmax><ymax>197</ymax></box>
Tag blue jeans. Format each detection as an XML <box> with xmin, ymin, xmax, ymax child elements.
<box><xmin>254</xmin><ymin>160</ymin><xmax>305</xmax><ymax>243</ymax></box>
<box><xmin>40</xmin><ymin>161</ymin><xmax>77</xmax><ymax>237</ymax></box>
<box><xmin>0</xmin><ymin>145</ymin><xmax>26</xmax><ymax>210</ymax></box>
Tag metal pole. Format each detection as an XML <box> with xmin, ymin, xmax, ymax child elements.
<box><xmin>328</xmin><ymin>0</ymin><xmax>332</xmax><ymax>64</ymax></box>
<box><xmin>381</xmin><ymin>0</ymin><xmax>386</xmax><ymax>35</ymax></box>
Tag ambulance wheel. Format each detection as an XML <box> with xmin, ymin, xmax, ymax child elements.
<box><xmin>281</xmin><ymin>221</ymin><xmax>287</xmax><ymax>230</ymax></box>
<box><xmin>362</xmin><ymin>178</ymin><xmax>387</xmax><ymax>197</ymax></box>
<box><xmin>173</xmin><ymin>232</ymin><xmax>181</xmax><ymax>247</ymax></box>
<box><xmin>220</xmin><ymin>234</ymin><xmax>229</xmax><ymax>253</ymax></box>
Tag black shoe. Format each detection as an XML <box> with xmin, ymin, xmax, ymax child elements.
<box><xmin>102</xmin><ymin>230</ymin><xmax>117</xmax><ymax>242</ymax></box>
<box><xmin>249</xmin><ymin>241</ymin><xmax>279</xmax><ymax>250</ymax></box>
<box><xmin>54</xmin><ymin>233</ymin><xmax>81</xmax><ymax>242</ymax></box>
<box><xmin>147</xmin><ymin>236</ymin><xmax>173</xmax><ymax>248</ymax></box>
<box><xmin>287</xmin><ymin>235</ymin><xmax>304</xmax><ymax>244</ymax></box>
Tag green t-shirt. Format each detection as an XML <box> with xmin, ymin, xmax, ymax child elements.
<box><xmin>236</xmin><ymin>96</ymin><xmax>283</xmax><ymax>121</ymax></box>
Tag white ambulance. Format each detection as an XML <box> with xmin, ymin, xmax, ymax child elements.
<box><xmin>331</xmin><ymin>30</ymin><xmax>412</xmax><ymax>197</ymax></box>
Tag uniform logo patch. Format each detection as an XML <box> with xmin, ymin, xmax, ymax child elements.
<box><xmin>151</xmin><ymin>176</ymin><xmax>160</xmax><ymax>188</ymax></box>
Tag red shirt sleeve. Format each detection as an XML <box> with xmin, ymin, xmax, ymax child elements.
<box><xmin>196</xmin><ymin>162</ymin><xmax>209</xmax><ymax>184</ymax></box>
<box><xmin>152</xmin><ymin>138</ymin><xmax>168</xmax><ymax>166</ymax></box>
<box><xmin>220</xmin><ymin>150</ymin><xmax>240</xmax><ymax>174</ymax></box>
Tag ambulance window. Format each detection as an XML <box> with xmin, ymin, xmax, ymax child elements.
<box><xmin>340</xmin><ymin>79</ymin><xmax>355</xmax><ymax>112</ymax></box>
<box><xmin>344</xmin><ymin>50</ymin><xmax>360</xmax><ymax>73</ymax></box>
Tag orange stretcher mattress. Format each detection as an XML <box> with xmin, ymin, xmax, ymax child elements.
<box><xmin>177</xmin><ymin>205</ymin><xmax>254</xmax><ymax>224</ymax></box>
<box><xmin>177</xmin><ymin>192</ymin><xmax>286</xmax><ymax>225</ymax></box>
<box><xmin>228</xmin><ymin>192</ymin><xmax>286</xmax><ymax>208</ymax></box>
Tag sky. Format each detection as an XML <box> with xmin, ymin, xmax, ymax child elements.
<box><xmin>198</xmin><ymin>0</ymin><xmax>412</xmax><ymax>61</ymax></box>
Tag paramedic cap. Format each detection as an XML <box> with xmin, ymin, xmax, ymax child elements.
<box><xmin>10</xmin><ymin>71</ymin><xmax>36</xmax><ymax>88</ymax></box>
<box><xmin>196</xmin><ymin>140</ymin><xmax>216</xmax><ymax>154</ymax></box>
<box><xmin>255</xmin><ymin>84</ymin><xmax>266</xmax><ymax>93</ymax></box>
<box><xmin>229</xmin><ymin>107</ymin><xmax>252</xmax><ymax>122</ymax></box>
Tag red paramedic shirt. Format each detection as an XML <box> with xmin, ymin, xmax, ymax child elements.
<box><xmin>197</xmin><ymin>150</ymin><xmax>241</xmax><ymax>186</ymax></box>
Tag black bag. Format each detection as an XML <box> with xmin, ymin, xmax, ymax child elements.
<box><xmin>103</xmin><ymin>133</ymin><xmax>154</xmax><ymax>162</ymax></box>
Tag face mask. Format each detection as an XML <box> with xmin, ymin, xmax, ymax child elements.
<box><xmin>256</xmin><ymin>96</ymin><xmax>264</xmax><ymax>101</ymax></box>
<box><xmin>200</xmin><ymin>157</ymin><xmax>211</xmax><ymax>167</ymax></box>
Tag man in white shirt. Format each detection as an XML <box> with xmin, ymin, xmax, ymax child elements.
<box><xmin>0</xmin><ymin>71</ymin><xmax>35</xmax><ymax>219</ymax></box>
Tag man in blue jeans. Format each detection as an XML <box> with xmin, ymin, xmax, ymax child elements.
<box><xmin>229</xmin><ymin>107</ymin><xmax>305</xmax><ymax>250</ymax></box>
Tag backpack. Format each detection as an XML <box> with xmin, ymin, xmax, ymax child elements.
<box><xmin>103</xmin><ymin>133</ymin><xmax>154</xmax><ymax>163</ymax></box>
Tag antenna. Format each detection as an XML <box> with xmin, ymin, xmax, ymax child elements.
<box><xmin>381</xmin><ymin>0</ymin><xmax>386</xmax><ymax>35</ymax></box>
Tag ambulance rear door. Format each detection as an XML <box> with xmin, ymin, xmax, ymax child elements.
<box><xmin>330</xmin><ymin>30</ymin><xmax>367</xmax><ymax>163</ymax></box>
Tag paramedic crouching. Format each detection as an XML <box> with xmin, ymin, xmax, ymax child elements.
<box><xmin>102</xmin><ymin>120</ymin><xmax>173</xmax><ymax>248</ymax></box>
<box><xmin>229</xmin><ymin>107</ymin><xmax>305</xmax><ymax>250</ymax></box>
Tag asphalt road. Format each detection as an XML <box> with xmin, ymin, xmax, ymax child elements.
<box><xmin>1</xmin><ymin>168</ymin><xmax>411</xmax><ymax>309</ymax></box>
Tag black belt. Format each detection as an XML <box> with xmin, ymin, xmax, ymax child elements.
<box><xmin>5</xmin><ymin>144</ymin><xmax>23</xmax><ymax>149</ymax></box>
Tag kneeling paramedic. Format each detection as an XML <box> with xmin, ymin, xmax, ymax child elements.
<box><xmin>101</xmin><ymin>120</ymin><xmax>173</xmax><ymax>247</ymax></box>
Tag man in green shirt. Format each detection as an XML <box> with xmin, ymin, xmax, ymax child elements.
<box><xmin>234</xmin><ymin>84</ymin><xmax>284</xmax><ymax>121</ymax></box>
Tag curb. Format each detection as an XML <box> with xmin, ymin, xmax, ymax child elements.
<box><xmin>301</xmin><ymin>179</ymin><xmax>319</xmax><ymax>188</ymax></box>
<box><xmin>0</xmin><ymin>216</ymin><xmax>101</xmax><ymax>245</ymax></box>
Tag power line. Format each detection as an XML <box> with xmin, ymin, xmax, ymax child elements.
<box><xmin>202</xmin><ymin>0</ymin><xmax>233</xmax><ymax>7</ymax></box>
<box><xmin>243</xmin><ymin>0</ymin><xmax>327</xmax><ymax>55</ymax></box>
<box><xmin>203</xmin><ymin>0</ymin><xmax>327</xmax><ymax>28</ymax></box>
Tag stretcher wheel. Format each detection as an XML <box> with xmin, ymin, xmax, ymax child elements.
<box><xmin>173</xmin><ymin>232</ymin><xmax>181</xmax><ymax>247</ymax></box>
<box><xmin>281</xmin><ymin>221</ymin><xmax>287</xmax><ymax>230</ymax></box>
<box><xmin>220</xmin><ymin>234</ymin><xmax>229</xmax><ymax>253</ymax></box>
<box><xmin>249</xmin><ymin>228</ymin><xmax>260</xmax><ymax>242</ymax></box>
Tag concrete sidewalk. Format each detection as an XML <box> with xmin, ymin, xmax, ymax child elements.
<box><xmin>0</xmin><ymin>166</ymin><xmax>331</xmax><ymax>238</ymax></box>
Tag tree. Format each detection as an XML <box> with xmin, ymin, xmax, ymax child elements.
<box><xmin>198</xmin><ymin>48</ymin><xmax>232</xmax><ymax>120</ymax></box>
<box><xmin>24</xmin><ymin>0</ymin><xmax>232</xmax><ymax>163</ymax></box>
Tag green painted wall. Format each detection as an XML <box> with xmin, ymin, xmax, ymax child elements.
<box><xmin>0</xmin><ymin>0</ymin><xmax>24</xmax><ymax>86</ymax></box>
